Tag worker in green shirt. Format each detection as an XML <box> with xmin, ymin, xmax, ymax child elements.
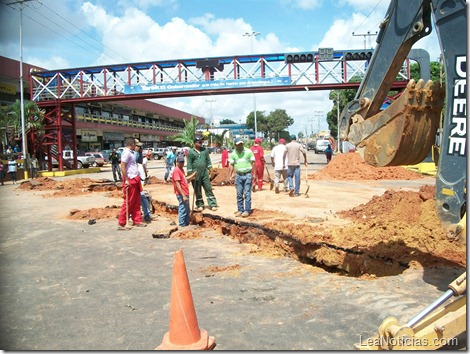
<box><xmin>186</xmin><ymin>136</ymin><xmax>218</xmax><ymax>211</ymax></box>
<box><xmin>228</xmin><ymin>138</ymin><xmax>256</xmax><ymax>217</ymax></box>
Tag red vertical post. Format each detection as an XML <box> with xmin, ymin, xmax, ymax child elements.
<box><xmin>103</xmin><ymin>68</ymin><xmax>107</xmax><ymax>96</ymax></box>
<box><xmin>79</xmin><ymin>71</ymin><xmax>83</xmax><ymax>97</ymax></box>
<box><xmin>153</xmin><ymin>64</ymin><xmax>156</xmax><ymax>85</ymax></box>
<box><xmin>57</xmin><ymin>103</ymin><xmax>64</xmax><ymax>171</ymax></box>
<box><xmin>315</xmin><ymin>55</ymin><xmax>319</xmax><ymax>84</ymax></box>
<box><xmin>57</xmin><ymin>72</ymin><xmax>61</xmax><ymax>99</ymax></box>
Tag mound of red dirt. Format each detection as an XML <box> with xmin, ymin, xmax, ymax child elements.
<box><xmin>312</xmin><ymin>153</ymin><xmax>424</xmax><ymax>180</ymax></box>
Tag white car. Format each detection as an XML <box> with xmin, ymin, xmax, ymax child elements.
<box><xmin>314</xmin><ymin>140</ymin><xmax>330</xmax><ymax>154</ymax></box>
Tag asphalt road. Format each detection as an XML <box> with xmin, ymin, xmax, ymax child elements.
<box><xmin>0</xmin><ymin>150</ymin><xmax>464</xmax><ymax>350</ymax></box>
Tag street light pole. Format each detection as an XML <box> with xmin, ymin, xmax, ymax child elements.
<box><xmin>205</xmin><ymin>99</ymin><xmax>216</xmax><ymax>147</ymax></box>
<box><xmin>6</xmin><ymin>0</ymin><xmax>33</xmax><ymax>178</ymax></box>
<box><xmin>243</xmin><ymin>31</ymin><xmax>260</xmax><ymax>138</ymax></box>
<box><xmin>336</xmin><ymin>90</ymin><xmax>341</xmax><ymax>153</ymax></box>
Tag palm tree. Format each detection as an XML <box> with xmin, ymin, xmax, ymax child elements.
<box><xmin>0</xmin><ymin>100</ymin><xmax>44</xmax><ymax>153</ymax></box>
<box><xmin>169</xmin><ymin>116</ymin><xmax>200</xmax><ymax>147</ymax></box>
<box><xmin>210</xmin><ymin>129</ymin><xmax>229</xmax><ymax>148</ymax></box>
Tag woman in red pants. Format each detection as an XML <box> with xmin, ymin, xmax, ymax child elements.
<box><xmin>250</xmin><ymin>138</ymin><xmax>265</xmax><ymax>191</ymax></box>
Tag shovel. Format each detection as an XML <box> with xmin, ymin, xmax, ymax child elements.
<box><xmin>304</xmin><ymin>165</ymin><xmax>310</xmax><ymax>198</ymax></box>
<box><xmin>265</xmin><ymin>165</ymin><xmax>274</xmax><ymax>190</ymax></box>
<box><xmin>190</xmin><ymin>188</ymin><xmax>196</xmax><ymax>224</ymax></box>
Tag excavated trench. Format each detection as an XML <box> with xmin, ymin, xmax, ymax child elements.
<box><xmin>24</xmin><ymin>153</ymin><xmax>466</xmax><ymax>279</ymax></box>
<box><xmin>152</xmin><ymin>200</ymin><xmax>461</xmax><ymax>278</ymax></box>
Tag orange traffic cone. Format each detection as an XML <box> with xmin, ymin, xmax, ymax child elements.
<box><xmin>156</xmin><ymin>249</ymin><xmax>216</xmax><ymax>350</ymax></box>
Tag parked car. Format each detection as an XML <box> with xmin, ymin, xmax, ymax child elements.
<box><xmin>314</xmin><ymin>140</ymin><xmax>330</xmax><ymax>154</ymax></box>
<box><xmin>47</xmin><ymin>150</ymin><xmax>95</xmax><ymax>168</ymax></box>
<box><xmin>100</xmin><ymin>149</ymin><xmax>111</xmax><ymax>160</ymax></box>
<box><xmin>152</xmin><ymin>147</ymin><xmax>166</xmax><ymax>160</ymax></box>
<box><xmin>153</xmin><ymin>146</ymin><xmax>178</xmax><ymax>160</ymax></box>
<box><xmin>85</xmin><ymin>152</ymin><xmax>107</xmax><ymax>167</ymax></box>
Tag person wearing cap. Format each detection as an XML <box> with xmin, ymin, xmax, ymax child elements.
<box><xmin>283</xmin><ymin>134</ymin><xmax>308</xmax><ymax>197</ymax></box>
<box><xmin>228</xmin><ymin>138</ymin><xmax>257</xmax><ymax>217</ymax></box>
<box><xmin>270</xmin><ymin>138</ymin><xmax>289</xmax><ymax>194</ymax></box>
<box><xmin>172</xmin><ymin>154</ymin><xmax>197</xmax><ymax>227</ymax></box>
<box><xmin>250</xmin><ymin>137</ymin><xmax>266</xmax><ymax>191</ymax></box>
<box><xmin>186</xmin><ymin>136</ymin><xmax>219</xmax><ymax>212</ymax></box>
<box><xmin>117</xmin><ymin>137</ymin><xmax>146</xmax><ymax>229</ymax></box>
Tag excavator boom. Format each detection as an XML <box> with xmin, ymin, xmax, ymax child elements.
<box><xmin>340</xmin><ymin>0</ymin><xmax>466</xmax><ymax>227</ymax></box>
<box><xmin>340</xmin><ymin>0</ymin><xmax>467</xmax><ymax>350</ymax></box>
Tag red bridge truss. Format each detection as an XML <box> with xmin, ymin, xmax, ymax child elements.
<box><xmin>28</xmin><ymin>49</ymin><xmax>413</xmax><ymax>170</ymax></box>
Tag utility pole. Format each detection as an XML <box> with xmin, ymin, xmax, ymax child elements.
<box><xmin>352</xmin><ymin>31</ymin><xmax>378</xmax><ymax>49</ymax></box>
<box><xmin>243</xmin><ymin>31</ymin><xmax>260</xmax><ymax>137</ymax></box>
<box><xmin>313</xmin><ymin>110</ymin><xmax>323</xmax><ymax>136</ymax></box>
<box><xmin>5</xmin><ymin>0</ymin><xmax>34</xmax><ymax>178</ymax></box>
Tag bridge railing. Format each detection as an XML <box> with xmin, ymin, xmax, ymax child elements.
<box><xmin>30</xmin><ymin>50</ymin><xmax>411</xmax><ymax>102</ymax></box>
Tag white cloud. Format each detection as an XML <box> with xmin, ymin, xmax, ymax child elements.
<box><xmin>1</xmin><ymin>0</ymin><xmax>444</xmax><ymax>136</ymax></box>
<box><xmin>280</xmin><ymin>0</ymin><xmax>322</xmax><ymax>10</ymax></box>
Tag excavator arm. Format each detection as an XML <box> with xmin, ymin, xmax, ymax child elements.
<box><xmin>339</xmin><ymin>0</ymin><xmax>467</xmax><ymax>350</ymax></box>
<box><xmin>340</xmin><ymin>0</ymin><xmax>466</xmax><ymax>228</ymax></box>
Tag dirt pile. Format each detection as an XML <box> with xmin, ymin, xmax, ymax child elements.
<box><xmin>312</xmin><ymin>153</ymin><xmax>424</xmax><ymax>180</ymax></box>
<box><xmin>211</xmin><ymin>167</ymin><xmax>231</xmax><ymax>185</ymax></box>
<box><xmin>69</xmin><ymin>205</ymin><xmax>121</xmax><ymax>220</ymax></box>
<box><xmin>18</xmin><ymin>177</ymin><xmax>120</xmax><ymax>197</ymax></box>
<box><xmin>264</xmin><ymin>185</ymin><xmax>465</xmax><ymax>275</ymax></box>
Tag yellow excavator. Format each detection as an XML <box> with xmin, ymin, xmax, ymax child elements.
<box><xmin>339</xmin><ymin>0</ymin><xmax>466</xmax><ymax>350</ymax></box>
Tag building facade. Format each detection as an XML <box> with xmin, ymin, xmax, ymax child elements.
<box><xmin>0</xmin><ymin>56</ymin><xmax>205</xmax><ymax>154</ymax></box>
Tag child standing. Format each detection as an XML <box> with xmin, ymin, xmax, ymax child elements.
<box><xmin>172</xmin><ymin>155</ymin><xmax>197</xmax><ymax>226</ymax></box>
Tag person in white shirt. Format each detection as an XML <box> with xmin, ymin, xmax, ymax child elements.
<box><xmin>270</xmin><ymin>138</ymin><xmax>289</xmax><ymax>194</ymax></box>
<box><xmin>7</xmin><ymin>157</ymin><xmax>18</xmax><ymax>184</ymax></box>
<box><xmin>117</xmin><ymin>137</ymin><xmax>146</xmax><ymax>229</ymax></box>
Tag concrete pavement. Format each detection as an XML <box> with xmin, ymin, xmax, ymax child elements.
<box><xmin>0</xmin><ymin>152</ymin><xmax>464</xmax><ymax>350</ymax></box>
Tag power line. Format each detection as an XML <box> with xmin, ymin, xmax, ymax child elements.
<box><xmin>36</xmin><ymin>0</ymin><xmax>131</xmax><ymax>63</ymax></box>
<box><xmin>4</xmin><ymin>0</ymin><xmax>131</xmax><ymax>66</ymax></box>
<box><xmin>346</xmin><ymin>0</ymin><xmax>384</xmax><ymax>49</ymax></box>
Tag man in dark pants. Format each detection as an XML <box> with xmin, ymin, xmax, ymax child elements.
<box><xmin>110</xmin><ymin>148</ymin><xmax>122</xmax><ymax>182</ymax></box>
<box><xmin>228</xmin><ymin>138</ymin><xmax>256</xmax><ymax>217</ymax></box>
<box><xmin>186</xmin><ymin>136</ymin><xmax>218</xmax><ymax>211</ymax></box>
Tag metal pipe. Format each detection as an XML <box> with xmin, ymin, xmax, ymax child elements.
<box><xmin>406</xmin><ymin>289</ymin><xmax>454</xmax><ymax>328</ymax></box>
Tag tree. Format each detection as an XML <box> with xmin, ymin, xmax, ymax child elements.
<box><xmin>0</xmin><ymin>99</ymin><xmax>44</xmax><ymax>152</ymax></box>
<box><xmin>209</xmin><ymin>129</ymin><xmax>229</xmax><ymax>148</ymax></box>
<box><xmin>220</xmin><ymin>119</ymin><xmax>236</xmax><ymax>125</ymax></box>
<box><xmin>326</xmin><ymin>88</ymin><xmax>356</xmax><ymax>140</ymax></box>
<box><xmin>169</xmin><ymin>116</ymin><xmax>200</xmax><ymax>147</ymax></box>
<box><xmin>245</xmin><ymin>110</ymin><xmax>267</xmax><ymax>137</ymax></box>
<box><xmin>245</xmin><ymin>109</ymin><xmax>293</xmax><ymax>144</ymax></box>
<box><xmin>410</xmin><ymin>61</ymin><xmax>444</xmax><ymax>82</ymax></box>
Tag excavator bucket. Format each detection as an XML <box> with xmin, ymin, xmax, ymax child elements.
<box><xmin>354</xmin><ymin>79</ymin><xmax>445</xmax><ymax>167</ymax></box>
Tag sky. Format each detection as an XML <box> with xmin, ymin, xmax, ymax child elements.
<box><xmin>0</xmin><ymin>0</ymin><xmax>441</xmax><ymax>136</ymax></box>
